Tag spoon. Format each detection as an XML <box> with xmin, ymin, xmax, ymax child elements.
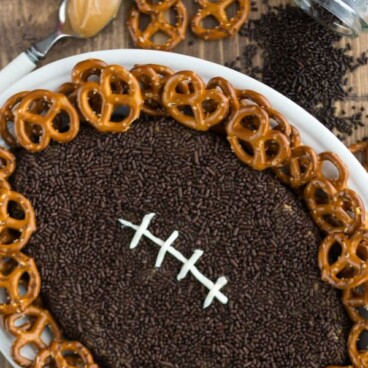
<box><xmin>0</xmin><ymin>0</ymin><xmax>120</xmax><ymax>93</ymax></box>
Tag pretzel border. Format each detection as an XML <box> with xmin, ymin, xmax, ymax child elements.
<box><xmin>0</xmin><ymin>60</ymin><xmax>366</xmax><ymax>368</ymax></box>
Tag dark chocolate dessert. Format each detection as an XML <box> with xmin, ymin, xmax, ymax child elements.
<box><xmin>11</xmin><ymin>117</ymin><xmax>350</xmax><ymax>368</ymax></box>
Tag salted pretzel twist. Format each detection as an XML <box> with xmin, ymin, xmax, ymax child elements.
<box><xmin>318</xmin><ymin>230</ymin><xmax>368</xmax><ymax>289</ymax></box>
<box><xmin>274</xmin><ymin>126</ymin><xmax>319</xmax><ymax>188</ymax></box>
<box><xmin>135</xmin><ymin>0</ymin><xmax>177</xmax><ymax>13</ymax></box>
<box><xmin>350</xmin><ymin>141</ymin><xmax>368</xmax><ymax>171</ymax></box>
<box><xmin>0</xmin><ymin>252</ymin><xmax>40</xmax><ymax>315</ymax></box>
<box><xmin>0</xmin><ymin>148</ymin><xmax>16</xmax><ymax>191</ymax></box>
<box><xmin>348</xmin><ymin>320</ymin><xmax>368</xmax><ymax>368</ymax></box>
<box><xmin>304</xmin><ymin>151</ymin><xmax>363</xmax><ymax>234</ymax></box>
<box><xmin>0</xmin><ymin>188</ymin><xmax>36</xmax><ymax>255</ymax></box>
<box><xmin>162</xmin><ymin>71</ymin><xmax>229</xmax><ymax>131</ymax></box>
<box><xmin>78</xmin><ymin>64</ymin><xmax>143</xmax><ymax>132</ymax></box>
<box><xmin>226</xmin><ymin>104</ymin><xmax>291</xmax><ymax>170</ymax></box>
<box><xmin>34</xmin><ymin>340</ymin><xmax>98</xmax><ymax>368</ymax></box>
<box><xmin>131</xmin><ymin>64</ymin><xmax>175</xmax><ymax>116</ymax></box>
<box><xmin>5</xmin><ymin>305</ymin><xmax>62</xmax><ymax>367</ymax></box>
<box><xmin>71</xmin><ymin>59</ymin><xmax>108</xmax><ymax>85</ymax></box>
<box><xmin>14</xmin><ymin>90</ymin><xmax>80</xmax><ymax>152</ymax></box>
<box><xmin>0</xmin><ymin>92</ymin><xmax>30</xmax><ymax>148</ymax></box>
<box><xmin>343</xmin><ymin>280</ymin><xmax>368</xmax><ymax>322</ymax></box>
<box><xmin>128</xmin><ymin>1</ymin><xmax>188</xmax><ymax>51</ymax></box>
<box><xmin>191</xmin><ymin>0</ymin><xmax>250</xmax><ymax>40</ymax></box>
<box><xmin>304</xmin><ymin>177</ymin><xmax>364</xmax><ymax>235</ymax></box>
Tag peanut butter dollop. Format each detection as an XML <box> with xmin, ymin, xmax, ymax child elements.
<box><xmin>67</xmin><ymin>0</ymin><xmax>121</xmax><ymax>38</ymax></box>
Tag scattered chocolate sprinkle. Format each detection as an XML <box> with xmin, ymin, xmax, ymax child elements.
<box><xmin>11</xmin><ymin>118</ymin><xmax>350</xmax><ymax>367</ymax></box>
<box><xmin>237</xmin><ymin>4</ymin><xmax>368</xmax><ymax>139</ymax></box>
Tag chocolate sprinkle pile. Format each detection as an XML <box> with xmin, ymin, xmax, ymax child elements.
<box><xmin>11</xmin><ymin>118</ymin><xmax>350</xmax><ymax>367</ymax></box>
<box><xmin>237</xmin><ymin>5</ymin><xmax>368</xmax><ymax>139</ymax></box>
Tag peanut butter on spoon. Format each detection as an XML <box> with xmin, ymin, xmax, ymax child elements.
<box><xmin>67</xmin><ymin>0</ymin><xmax>122</xmax><ymax>38</ymax></box>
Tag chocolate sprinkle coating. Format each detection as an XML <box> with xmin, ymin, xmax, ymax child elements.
<box><xmin>11</xmin><ymin>117</ymin><xmax>350</xmax><ymax>367</ymax></box>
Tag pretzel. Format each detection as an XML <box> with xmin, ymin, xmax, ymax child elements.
<box><xmin>226</xmin><ymin>104</ymin><xmax>291</xmax><ymax>170</ymax></box>
<box><xmin>273</xmin><ymin>127</ymin><xmax>319</xmax><ymax>189</ymax></box>
<box><xmin>0</xmin><ymin>148</ymin><xmax>15</xmax><ymax>191</ymax></box>
<box><xmin>343</xmin><ymin>281</ymin><xmax>368</xmax><ymax>322</ymax></box>
<box><xmin>304</xmin><ymin>177</ymin><xmax>365</xmax><ymax>235</ymax></box>
<box><xmin>78</xmin><ymin>65</ymin><xmax>143</xmax><ymax>133</ymax></box>
<box><xmin>237</xmin><ymin>89</ymin><xmax>272</xmax><ymax>108</ymax></box>
<box><xmin>0</xmin><ymin>188</ymin><xmax>36</xmax><ymax>256</ymax></box>
<box><xmin>131</xmin><ymin>64</ymin><xmax>175</xmax><ymax>116</ymax></box>
<box><xmin>34</xmin><ymin>340</ymin><xmax>98</xmax><ymax>368</ymax></box>
<box><xmin>191</xmin><ymin>0</ymin><xmax>250</xmax><ymax>40</ymax></box>
<box><xmin>127</xmin><ymin>1</ymin><xmax>188</xmax><ymax>51</ymax></box>
<box><xmin>135</xmin><ymin>0</ymin><xmax>177</xmax><ymax>13</ymax></box>
<box><xmin>57</xmin><ymin>82</ymin><xmax>79</xmax><ymax>108</ymax></box>
<box><xmin>348</xmin><ymin>320</ymin><xmax>368</xmax><ymax>368</ymax></box>
<box><xmin>162</xmin><ymin>71</ymin><xmax>229</xmax><ymax>131</ymax></box>
<box><xmin>71</xmin><ymin>59</ymin><xmax>108</xmax><ymax>85</ymax></box>
<box><xmin>0</xmin><ymin>92</ymin><xmax>30</xmax><ymax>148</ymax></box>
<box><xmin>5</xmin><ymin>305</ymin><xmax>62</xmax><ymax>367</ymax></box>
<box><xmin>318</xmin><ymin>231</ymin><xmax>368</xmax><ymax>289</ymax></box>
<box><xmin>0</xmin><ymin>252</ymin><xmax>40</xmax><ymax>315</ymax></box>
<box><xmin>318</xmin><ymin>151</ymin><xmax>348</xmax><ymax>190</ymax></box>
<box><xmin>15</xmin><ymin>90</ymin><xmax>80</xmax><ymax>152</ymax></box>
<box><xmin>274</xmin><ymin>145</ymin><xmax>319</xmax><ymax>188</ymax></box>
<box><xmin>350</xmin><ymin>141</ymin><xmax>368</xmax><ymax>171</ymax></box>
<box><xmin>206</xmin><ymin>77</ymin><xmax>239</xmax><ymax>133</ymax></box>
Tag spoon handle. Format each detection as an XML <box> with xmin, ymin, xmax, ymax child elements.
<box><xmin>0</xmin><ymin>53</ymin><xmax>37</xmax><ymax>93</ymax></box>
<box><xmin>0</xmin><ymin>31</ymin><xmax>66</xmax><ymax>93</ymax></box>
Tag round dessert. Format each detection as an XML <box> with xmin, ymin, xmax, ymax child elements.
<box><xmin>10</xmin><ymin>117</ymin><xmax>351</xmax><ymax>367</ymax></box>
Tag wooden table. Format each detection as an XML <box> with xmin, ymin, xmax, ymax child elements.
<box><xmin>0</xmin><ymin>0</ymin><xmax>368</xmax><ymax>367</ymax></box>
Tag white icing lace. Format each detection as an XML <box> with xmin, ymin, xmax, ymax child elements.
<box><xmin>118</xmin><ymin>213</ymin><xmax>228</xmax><ymax>308</ymax></box>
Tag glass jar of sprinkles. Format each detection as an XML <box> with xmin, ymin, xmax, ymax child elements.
<box><xmin>294</xmin><ymin>0</ymin><xmax>368</xmax><ymax>36</ymax></box>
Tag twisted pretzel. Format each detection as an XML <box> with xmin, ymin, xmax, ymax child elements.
<box><xmin>206</xmin><ymin>77</ymin><xmax>239</xmax><ymax>133</ymax></box>
<box><xmin>0</xmin><ymin>188</ymin><xmax>36</xmax><ymax>256</ymax></box>
<box><xmin>131</xmin><ymin>64</ymin><xmax>175</xmax><ymax>116</ymax></box>
<box><xmin>78</xmin><ymin>65</ymin><xmax>143</xmax><ymax>133</ymax></box>
<box><xmin>348</xmin><ymin>320</ymin><xmax>368</xmax><ymax>368</ymax></box>
<box><xmin>0</xmin><ymin>148</ymin><xmax>16</xmax><ymax>191</ymax></box>
<box><xmin>304</xmin><ymin>177</ymin><xmax>364</xmax><ymax>235</ymax></box>
<box><xmin>318</xmin><ymin>151</ymin><xmax>348</xmax><ymax>190</ymax></box>
<box><xmin>273</xmin><ymin>127</ymin><xmax>319</xmax><ymax>189</ymax></box>
<box><xmin>274</xmin><ymin>145</ymin><xmax>319</xmax><ymax>188</ymax></box>
<box><xmin>343</xmin><ymin>281</ymin><xmax>368</xmax><ymax>322</ymax></box>
<box><xmin>71</xmin><ymin>59</ymin><xmax>108</xmax><ymax>85</ymax></box>
<box><xmin>350</xmin><ymin>141</ymin><xmax>368</xmax><ymax>171</ymax></box>
<box><xmin>5</xmin><ymin>305</ymin><xmax>62</xmax><ymax>367</ymax></box>
<box><xmin>56</xmin><ymin>83</ymin><xmax>79</xmax><ymax>109</ymax></box>
<box><xmin>318</xmin><ymin>231</ymin><xmax>368</xmax><ymax>289</ymax></box>
<box><xmin>0</xmin><ymin>92</ymin><xmax>30</xmax><ymax>148</ymax></box>
<box><xmin>127</xmin><ymin>1</ymin><xmax>188</xmax><ymax>51</ymax></box>
<box><xmin>162</xmin><ymin>71</ymin><xmax>229</xmax><ymax>131</ymax></box>
<box><xmin>0</xmin><ymin>252</ymin><xmax>40</xmax><ymax>315</ymax></box>
<box><xmin>237</xmin><ymin>89</ymin><xmax>272</xmax><ymax>108</ymax></box>
<box><xmin>15</xmin><ymin>90</ymin><xmax>80</xmax><ymax>152</ymax></box>
<box><xmin>191</xmin><ymin>0</ymin><xmax>250</xmax><ymax>40</ymax></box>
<box><xmin>34</xmin><ymin>340</ymin><xmax>98</xmax><ymax>368</ymax></box>
<box><xmin>226</xmin><ymin>105</ymin><xmax>291</xmax><ymax>170</ymax></box>
<box><xmin>135</xmin><ymin>0</ymin><xmax>177</xmax><ymax>13</ymax></box>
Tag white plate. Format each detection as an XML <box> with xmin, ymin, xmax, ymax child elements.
<box><xmin>0</xmin><ymin>49</ymin><xmax>367</xmax><ymax>367</ymax></box>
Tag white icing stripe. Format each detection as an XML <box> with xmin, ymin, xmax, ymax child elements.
<box><xmin>155</xmin><ymin>230</ymin><xmax>179</xmax><ymax>268</ymax></box>
<box><xmin>118</xmin><ymin>214</ymin><xmax>228</xmax><ymax>308</ymax></box>
<box><xmin>203</xmin><ymin>276</ymin><xmax>228</xmax><ymax>309</ymax></box>
<box><xmin>129</xmin><ymin>213</ymin><xmax>155</xmax><ymax>249</ymax></box>
<box><xmin>177</xmin><ymin>249</ymin><xmax>204</xmax><ymax>281</ymax></box>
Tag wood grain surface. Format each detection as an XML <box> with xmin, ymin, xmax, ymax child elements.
<box><xmin>0</xmin><ymin>0</ymin><xmax>368</xmax><ymax>367</ymax></box>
